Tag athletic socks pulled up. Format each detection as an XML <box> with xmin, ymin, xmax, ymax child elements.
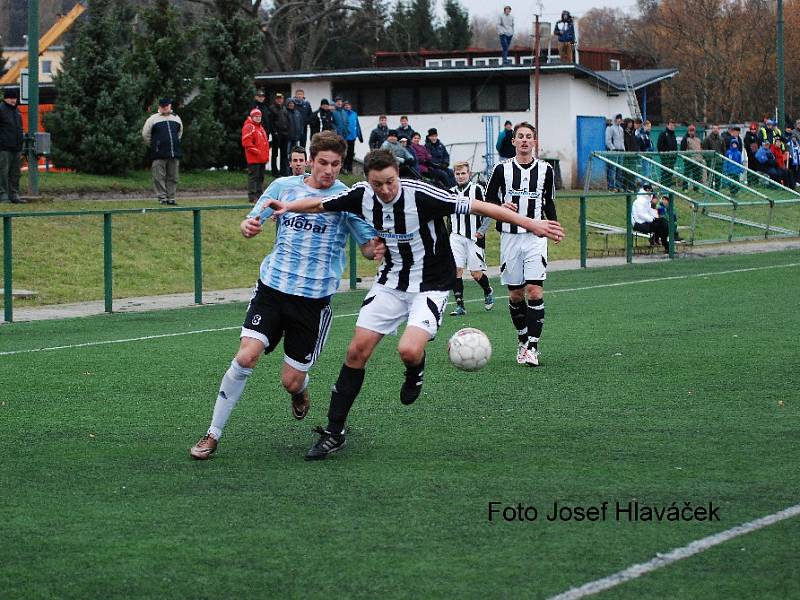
<box><xmin>208</xmin><ymin>359</ymin><xmax>253</xmax><ymax>439</ymax></box>
<box><xmin>526</xmin><ymin>299</ymin><xmax>544</xmax><ymax>349</ymax></box>
<box><xmin>326</xmin><ymin>364</ymin><xmax>366</xmax><ymax>435</ymax></box>
<box><xmin>509</xmin><ymin>300</ymin><xmax>527</xmax><ymax>344</ymax></box>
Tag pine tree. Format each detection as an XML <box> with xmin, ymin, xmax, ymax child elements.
<box><xmin>438</xmin><ymin>0</ymin><xmax>471</xmax><ymax>50</ymax></box>
<box><xmin>45</xmin><ymin>0</ymin><xmax>144</xmax><ymax>175</ymax></box>
<box><xmin>196</xmin><ymin>0</ymin><xmax>262</xmax><ymax>168</ymax></box>
<box><xmin>131</xmin><ymin>0</ymin><xmax>196</xmax><ymax>111</ymax></box>
<box><xmin>408</xmin><ymin>0</ymin><xmax>438</xmax><ymax>49</ymax></box>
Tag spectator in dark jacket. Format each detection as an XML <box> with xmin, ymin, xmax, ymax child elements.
<box><xmin>369</xmin><ymin>115</ymin><xmax>390</xmax><ymax>150</ymax></box>
<box><xmin>0</xmin><ymin>89</ymin><xmax>24</xmax><ymax>203</ymax></box>
<box><xmin>331</xmin><ymin>97</ymin><xmax>349</xmax><ymax>140</ymax></box>
<box><xmin>286</xmin><ymin>99</ymin><xmax>306</xmax><ymax>156</ymax></box>
<box><xmin>657</xmin><ymin>119</ymin><xmax>678</xmax><ymax>187</ymax></box>
<box><xmin>268</xmin><ymin>93</ymin><xmax>290</xmax><ymax>176</ymax></box>
<box><xmin>496</xmin><ymin>120</ymin><xmax>515</xmax><ymax>159</ymax></box>
<box><xmin>702</xmin><ymin>124</ymin><xmax>725</xmax><ymax>189</ymax></box>
<box><xmin>250</xmin><ymin>90</ymin><xmax>269</xmax><ymax>131</ymax></box>
<box><xmin>290</xmin><ymin>89</ymin><xmax>313</xmax><ymax>144</ymax></box>
<box><xmin>310</xmin><ymin>99</ymin><xmax>334</xmax><ymax>136</ymax></box>
<box><xmin>554</xmin><ymin>10</ymin><xmax>576</xmax><ymax>63</ymax></box>
<box><xmin>425</xmin><ymin>128</ymin><xmax>456</xmax><ymax>187</ymax></box>
<box><xmin>142</xmin><ymin>98</ymin><xmax>183</xmax><ymax>205</ymax></box>
<box><xmin>622</xmin><ymin>118</ymin><xmax>638</xmax><ymax>191</ymax></box>
<box><xmin>396</xmin><ymin>116</ymin><xmax>416</xmax><ymax>141</ymax></box>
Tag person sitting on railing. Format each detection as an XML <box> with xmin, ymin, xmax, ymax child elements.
<box><xmin>409</xmin><ymin>132</ymin><xmax>450</xmax><ymax>189</ymax></box>
<box><xmin>769</xmin><ymin>136</ymin><xmax>795</xmax><ymax>189</ymax></box>
<box><xmin>754</xmin><ymin>139</ymin><xmax>782</xmax><ymax>183</ymax></box>
<box><xmin>425</xmin><ymin>128</ymin><xmax>457</xmax><ymax>187</ymax></box>
<box><xmin>632</xmin><ymin>183</ymin><xmax>669</xmax><ymax>253</ymax></box>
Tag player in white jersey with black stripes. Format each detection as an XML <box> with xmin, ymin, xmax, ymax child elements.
<box><xmin>448</xmin><ymin>161</ymin><xmax>494</xmax><ymax>316</ymax></box>
<box><xmin>189</xmin><ymin>132</ymin><xmax>384</xmax><ymax>460</ymax></box>
<box><xmin>485</xmin><ymin>121</ymin><xmax>558</xmax><ymax>367</ymax></box>
<box><xmin>264</xmin><ymin>149</ymin><xmax>564</xmax><ymax>459</ymax></box>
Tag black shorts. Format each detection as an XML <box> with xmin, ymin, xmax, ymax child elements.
<box><xmin>241</xmin><ymin>281</ymin><xmax>333</xmax><ymax>372</ymax></box>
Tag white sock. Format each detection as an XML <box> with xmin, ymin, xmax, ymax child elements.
<box><xmin>208</xmin><ymin>359</ymin><xmax>253</xmax><ymax>439</ymax></box>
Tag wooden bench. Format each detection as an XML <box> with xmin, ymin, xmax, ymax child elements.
<box><xmin>586</xmin><ymin>220</ymin><xmax>654</xmax><ymax>256</ymax></box>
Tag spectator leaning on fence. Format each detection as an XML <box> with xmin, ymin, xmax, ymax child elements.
<box><xmin>656</xmin><ymin>119</ymin><xmax>678</xmax><ymax>188</ymax></box>
<box><xmin>142</xmin><ymin>98</ymin><xmax>183</xmax><ymax>205</ymax></box>
<box><xmin>605</xmin><ymin>113</ymin><xmax>625</xmax><ymax>192</ymax></box>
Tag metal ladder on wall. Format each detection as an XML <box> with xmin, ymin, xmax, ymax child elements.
<box><xmin>622</xmin><ymin>70</ymin><xmax>642</xmax><ymax>120</ymax></box>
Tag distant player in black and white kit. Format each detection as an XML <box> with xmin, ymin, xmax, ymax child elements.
<box><xmin>449</xmin><ymin>161</ymin><xmax>494</xmax><ymax>316</ymax></box>
<box><xmin>264</xmin><ymin>149</ymin><xmax>564</xmax><ymax>459</ymax></box>
<box><xmin>485</xmin><ymin>122</ymin><xmax>558</xmax><ymax>367</ymax></box>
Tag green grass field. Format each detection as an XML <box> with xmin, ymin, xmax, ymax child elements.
<box><xmin>1</xmin><ymin>250</ymin><xmax>798</xmax><ymax>599</ymax></box>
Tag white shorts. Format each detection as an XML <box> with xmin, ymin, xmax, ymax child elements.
<box><xmin>450</xmin><ymin>233</ymin><xmax>487</xmax><ymax>272</ymax></box>
<box><xmin>499</xmin><ymin>233</ymin><xmax>548</xmax><ymax>286</ymax></box>
<box><xmin>356</xmin><ymin>284</ymin><xmax>450</xmax><ymax>339</ymax></box>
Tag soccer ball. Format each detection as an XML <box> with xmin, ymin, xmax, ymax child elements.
<box><xmin>447</xmin><ymin>327</ymin><xmax>492</xmax><ymax>372</ymax></box>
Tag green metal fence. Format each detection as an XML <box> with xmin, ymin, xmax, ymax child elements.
<box><xmin>1</xmin><ymin>205</ymin><xmax>359</xmax><ymax>323</ymax></box>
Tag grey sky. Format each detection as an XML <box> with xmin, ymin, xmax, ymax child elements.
<box><xmin>448</xmin><ymin>0</ymin><xmax>639</xmax><ymax>23</ymax></box>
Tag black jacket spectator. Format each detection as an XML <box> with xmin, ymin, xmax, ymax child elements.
<box><xmin>310</xmin><ymin>103</ymin><xmax>334</xmax><ymax>136</ymax></box>
<box><xmin>0</xmin><ymin>100</ymin><xmax>24</xmax><ymax>152</ymax></box>
<box><xmin>657</xmin><ymin>128</ymin><xmax>678</xmax><ymax>152</ymax></box>
<box><xmin>268</xmin><ymin>102</ymin><xmax>290</xmax><ymax>136</ymax></box>
<box><xmin>369</xmin><ymin>124</ymin><xmax>389</xmax><ymax>150</ymax></box>
<box><xmin>143</xmin><ymin>113</ymin><xmax>182</xmax><ymax>159</ymax></box>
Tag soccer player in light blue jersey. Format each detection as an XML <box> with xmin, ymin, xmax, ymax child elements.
<box><xmin>190</xmin><ymin>132</ymin><xmax>384</xmax><ymax>460</ymax></box>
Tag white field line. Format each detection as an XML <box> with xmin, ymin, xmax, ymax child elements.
<box><xmin>2</xmin><ymin>262</ymin><xmax>797</xmax><ymax>358</ymax></box>
<box><xmin>548</xmin><ymin>503</ymin><xmax>800</xmax><ymax>600</ymax></box>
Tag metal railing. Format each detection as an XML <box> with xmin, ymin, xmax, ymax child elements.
<box><xmin>1</xmin><ymin>204</ymin><xmax>360</xmax><ymax>323</ymax></box>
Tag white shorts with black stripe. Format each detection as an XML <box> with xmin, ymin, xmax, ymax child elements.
<box><xmin>356</xmin><ymin>283</ymin><xmax>449</xmax><ymax>340</ymax></box>
<box><xmin>449</xmin><ymin>232</ymin><xmax>487</xmax><ymax>272</ymax></box>
<box><xmin>241</xmin><ymin>280</ymin><xmax>333</xmax><ymax>372</ymax></box>
<box><xmin>499</xmin><ymin>232</ymin><xmax>548</xmax><ymax>286</ymax></box>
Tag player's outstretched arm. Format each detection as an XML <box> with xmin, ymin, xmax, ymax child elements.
<box><xmin>267</xmin><ymin>197</ymin><xmax>325</xmax><ymax>215</ymax></box>
<box><xmin>469</xmin><ymin>199</ymin><xmax>565</xmax><ymax>243</ymax></box>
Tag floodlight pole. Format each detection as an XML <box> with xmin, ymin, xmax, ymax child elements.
<box><xmin>27</xmin><ymin>0</ymin><xmax>40</xmax><ymax>196</ymax></box>
<box><xmin>777</xmin><ymin>0</ymin><xmax>785</xmax><ymax>129</ymax></box>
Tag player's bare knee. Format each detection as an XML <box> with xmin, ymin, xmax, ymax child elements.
<box><xmin>234</xmin><ymin>350</ymin><xmax>259</xmax><ymax>369</ymax></box>
<box><xmin>508</xmin><ymin>288</ymin><xmax>525</xmax><ymax>304</ymax></box>
<box><xmin>281</xmin><ymin>371</ymin><xmax>305</xmax><ymax>394</ymax></box>
<box><xmin>397</xmin><ymin>342</ymin><xmax>424</xmax><ymax>366</ymax></box>
<box><xmin>345</xmin><ymin>343</ymin><xmax>370</xmax><ymax>368</ymax></box>
<box><xmin>470</xmin><ymin>270</ymin><xmax>483</xmax><ymax>281</ymax></box>
<box><xmin>526</xmin><ymin>286</ymin><xmax>544</xmax><ymax>302</ymax></box>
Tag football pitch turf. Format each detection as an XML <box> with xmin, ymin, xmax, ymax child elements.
<box><xmin>1</xmin><ymin>250</ymin><xmax>798</xmax><ymax>599</ymax></box>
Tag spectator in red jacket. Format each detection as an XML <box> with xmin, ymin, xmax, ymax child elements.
<box><xmin>241</xmin><ymin>108</ymin><xmax>270</xmax><ymax>203</ymax></box>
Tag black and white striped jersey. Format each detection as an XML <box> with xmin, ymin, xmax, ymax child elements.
<box><xmin>322</xmin><ymin>179</ymin><xmax>470</xmax><ymax>292</ymax></box>
<box><xmin>485</xmin><ymin>158</ymin><xmax>557</xmax><ymax>233</ymax></box>
<box><xmin>449</xmin><ymin>182</ymin><xmax>485</xmax><ymax>240</ymax></box>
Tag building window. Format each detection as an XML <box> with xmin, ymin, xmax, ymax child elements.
<box><xmin>475</xmin><ymin>83</ymin><xmax>500</xmax><ymax>111</ymax></box>
<box><xmin>41</xmin><ymin>60</ymin><xmax>53</xmax><ymax>74</ymax></box>
<box><xmin>519</xmin><ymin>56</ymin><xmax>533</xmax><ymax>65</ymax></box>
<box><xmin>332</xmin><ymin>87</ymin><xmax>357</xmax><ymax>105</ymax></box>
<box><xmin>388</xmin><ymin>87</ymin><xmax>415</xmax><ymax>114</ymax></box>
<box><xmin>609</xmin><ymin>59</ymin><xmax>621</xmax><ymax>71</ymax></box>
<box><xmin>419</xmin><ymin>86</ymin><xmax>443</xmax><ymax>113</ymax></box>
<box><xmin>425</xmin><ymin>59</ymin><xmax>443</xmax><ymax>68</ymax></box>
<box><xmin>361</xmin><ymin>87</ymin><xmax>386</xmax><ymax>115</ymax></box>
<box><xmin>505</xmin><ymin>82</ymin><xmax>530</xmax><ymax>111</ymax></box>
<box><xmin>440</xmin><ymin>58</ymin><xmax>468</xmax><ymax>68</ymax></box>
<box><xmin>473</xmin><ymin>57</ymin><xmax>503</xmax><ymax>67</ymax></box>
<box><xmin>447</xmin><ymin>84</ymin><xmax>472</xmax><ymax>112</ymax></box>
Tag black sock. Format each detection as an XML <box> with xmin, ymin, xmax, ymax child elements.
<box><xmin>326</xmin><ymin>364</ymin><xmax>365</xmax><ymax>435</ymax></box>
<box><xmin>476</xmin><ymin>274</ymin><xmax>491</xmax><ymax>294</ymax></box>
<box><xmin>527</xmin><ymin>299</ymin><xmax>544</xmax><ymax>349</ymax></box>
<box><xmin>453</xmin><ymin>278</ymin><xmax>464</xmax><ymax>306</ymax></box>
<box><xmin>509</xmin><ymin>300</ymin><xmax>527</xmax><ymax>343</ymax></box>
<box><xmin>404</xmin><ymin>352</ymin><xmax>425</xmax><ymax>382</ymax></box>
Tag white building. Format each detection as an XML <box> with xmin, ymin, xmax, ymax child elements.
<box><xmin>256</xmin><ymin>63</ymin><xmax>677</xmax><ymax>188</ymax></box>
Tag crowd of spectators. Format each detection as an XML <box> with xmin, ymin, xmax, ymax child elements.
<box><xmin>605</xmin><ymin>113</ymin><xmax>800</xmax><ymax>193</ymax></box>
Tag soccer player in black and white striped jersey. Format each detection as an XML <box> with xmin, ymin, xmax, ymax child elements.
<box><xmin>485</xmin><ymin>122</ymin><xmax>558</xmax><ymax>367</ymax></box>
<box><xmin>265</xmin><ymin>149</ymin><xmax>564</xmax><ymax>459</ymax></box>
<box><xmin>449</xmin><ymin>161</ymin><xmax>494</xmax><ymax>316</ymax></box>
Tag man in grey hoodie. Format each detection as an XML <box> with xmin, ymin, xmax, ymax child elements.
<box><xmin>498</xmin><ymin>6</ymin><xmax>514</xmax><ymax>65</ymax></box>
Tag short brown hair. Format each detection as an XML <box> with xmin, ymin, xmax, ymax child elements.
<box><xmin>363</xmin><ymin>149</ymin><xmax>398</xmax><ymax>174</ymax></box>
<box><xmin>513</xmin><ymin>122</ymin><xmax>536</xmax><ymax>137</ymax></box>
<box><xmin>290</xmin><ymin>145</ymin><xmax>307</xmax><ymax>158</ymax></box>
<box><xmin>309</xmin><ymin>131</ymin><xmax>346</xmax><ymax>159</ymax></box>
<box><xmin>453</xmin><ymin>161</ymin><xmax>470</xmax><ymax>171</ymax></box>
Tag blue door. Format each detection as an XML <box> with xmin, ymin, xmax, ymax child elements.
<box><xmin>576</xmin><ymin>116</ymin><xmax>608</xmax><ymax>187</ymax></box>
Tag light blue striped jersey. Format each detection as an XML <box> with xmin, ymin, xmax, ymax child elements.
<box><xmin>249</xmin><ymin>176</ymin><xmax>376</xmax><ymax>299</ymax></box>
